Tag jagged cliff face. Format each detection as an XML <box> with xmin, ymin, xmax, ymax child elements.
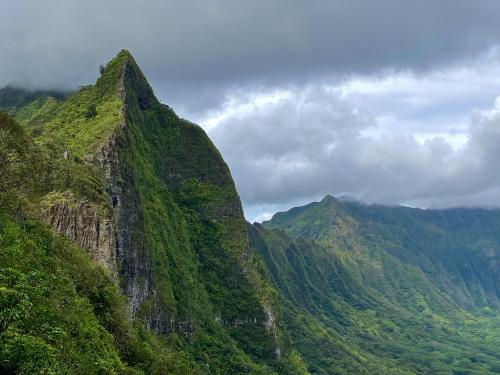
<box><xmin>98</xmin><ymin>127</ymin><xmax>153</xmax><ymax>319</ymax></box>
<box><xmin>0</xmin><ymin>50</ymin><xmax>281</xmax><ymax>363</ymax></box>
<box><xmin>94</xmin><ymin>59</ymin><xmax>155</xmax><ymax>321</ymax></box>
<box><xmin>42</xmin><ymin>193</ymin><xmax>117</xmax><ymax>273</ymax></box>
<box><xmin>96</xmin><ymin>51</ymin><xmax>277</xmax><ymax>337</ymax></box>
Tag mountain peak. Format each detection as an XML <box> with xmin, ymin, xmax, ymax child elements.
<box><xmin>100</xmin><ymin>49</ymin><xmax>136</xmax><ymax>76</ymax></box>
<box><xmin>95</xmin><ymin>50</ymin><xmax>157</xmax><ymax>109</ymax></box>
<box><xmin>116</xmin><ymin>48</ymin><xmax>134</xmax><ymax>60</ymax></box>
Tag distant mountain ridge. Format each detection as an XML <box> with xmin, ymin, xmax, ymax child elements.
<box><xmin>263</xmin><ymin>195</ymin><xmax>500</xmax><ymax>308</ymax></box>
<box><xmin>250</xmin><ymin>195</ymin><xmax>500</xmax><ymax>373</ymax></box>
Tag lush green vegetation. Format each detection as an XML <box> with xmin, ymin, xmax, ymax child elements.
<box><xmin>0</xmin><ymin>203</ymin><xmax>217</xmax><ymax>374</ymax></box>
<box><xmin>0</xmin><ymin>51</ymin><xmax>306</xmax><ymax>374</ymax></box>
<box><xmin>255</xmin><ymin>196</ymin><xmax>500</xmax><ymax>374</ymax></box>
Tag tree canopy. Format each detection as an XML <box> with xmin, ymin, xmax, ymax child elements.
<box><xmin>0</xmin><ymin>112</ymin><xmax>34</xmax><ymax>194</ymax></box>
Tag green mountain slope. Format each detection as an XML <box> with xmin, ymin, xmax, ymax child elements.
<box><xmin>252</xmin><ymin>196</ymin><xmax>500</xmax><ymax>374</ymax></box>
<box><xmin>264</xmin><ymin>195</ymin><xmax>500</xmax><ymax>309</ymax></box>
<box><xmin>0</xmin><ymin>51</ymin><xmax>308</xmax><ymax>374</ymax></box>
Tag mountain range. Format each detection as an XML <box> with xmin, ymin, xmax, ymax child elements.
<box><xmin>1</xmin><ymin>50</ymin><xmax>500</xmax><ymax>374</ymax></box>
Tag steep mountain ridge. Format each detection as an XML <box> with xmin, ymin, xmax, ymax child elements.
<box><xmin>0</xmin><ymin>50</ymin><xmax>306</xmax><ymax>374</ymax></box>
<box><xmin>265</xmin><ymin>195</ymin><xmax>361</xmax><ymax>250</ymax></box>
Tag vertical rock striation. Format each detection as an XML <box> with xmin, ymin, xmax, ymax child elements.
<box><xmin>45</xmin><ymin>195</ymin><xmax>117</xmax><ymax>273</ymax></box>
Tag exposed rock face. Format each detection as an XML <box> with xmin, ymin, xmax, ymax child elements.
<box><xmin>98</xmin><ymin>130</ymin><xmax>153</xmax><ymax>318</ymax></box>
<box><xmin>98</xmin><ymin>129</ymin><xmax>172</xmax><ymax>333</ymax></box>
<box><xmin>263</xmin><ymin>304</ymin><xmax>281</xmax><ymax>359</ymax></box>
<box><xmin>0</xmin><ymin>51</ymin><xmax>291</xmax><ymax>371</ymax></box>
<box><xmin>46</xmin><ymin>196</ymin><xmax>117</xmax><ymax>274</ymax></box>
<box><xmin>96</xmin><ymin>57</ymin><xmax>177</xmax><ymax>334</ymax></box>
<box><xmin>96</xmin><ymin>66</ymin><xmax>155</xmax><ymax>321</ymax></box>
<box><xmin>43</xmin><ymin>57</ymin><xmax>156</xmax><ymax>323</ymax></box>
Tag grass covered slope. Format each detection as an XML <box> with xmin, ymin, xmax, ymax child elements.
<box><xmin>255</xmin><ymin>196</ymin><xmax>500</xmax><ymax>374</ymax></box>
<box><xmin>0</xmin><ymin>65</ymin><xmax>123</xmax><ymax>158</ymax></box>
<box><xmin>0</xmin><ymin>51</ymin><xmax>308</xmax><ymax>374</ymax></box>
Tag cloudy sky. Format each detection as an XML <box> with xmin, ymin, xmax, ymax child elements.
<box><xmin>4</xmin><ymin>1</ymin><xmax>500</xmax><ymax>221</ymax></box>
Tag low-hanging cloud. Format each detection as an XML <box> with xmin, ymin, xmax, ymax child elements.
<box><xmin>3</xmin><ymin>0</ymin><xmax>500</xmax><ymax>115</ymax></box>
<box><xmin>206</xmin><ymin>64</ymin><xmax>500</xmax><ymax>220</ymax></box>
<box><xmin>208</xmin><ymin>84</ymin><xmax>452</xmax><ymax>206</ymax></box>
<box><xmin>4</xmin><ymin>1</ymin><xmax>500</xmax><ymax>221</ymax></box>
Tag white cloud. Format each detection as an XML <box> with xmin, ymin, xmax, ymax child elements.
<box><xmin>5</xmin><ymin>1</ymin><xmax>500</xmax><ymax>222</ymax></box>
<box><xmin>198</xmin><ymin>90</ymin><xmax>291</xmax><ymax>131</ymax></box>
<box><xmin>197</xmin><ymin>58</ymin><xmax>500</xmax><ymax>221</ymax></box>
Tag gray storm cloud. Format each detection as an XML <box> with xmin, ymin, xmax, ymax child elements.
<box><xmin>4</xmin><ymin>1</ymin><xmax>500</xmax><ymax>220</ymax></box>
<box><xmin>207</xmin><ymin>74</ymin><xmax>500</xmax><ymax>219</ymax></box>
<box><xmin>3</xmin><ymin>0</ymin><xmax>500</xmax><ymax>112</ymax></box>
